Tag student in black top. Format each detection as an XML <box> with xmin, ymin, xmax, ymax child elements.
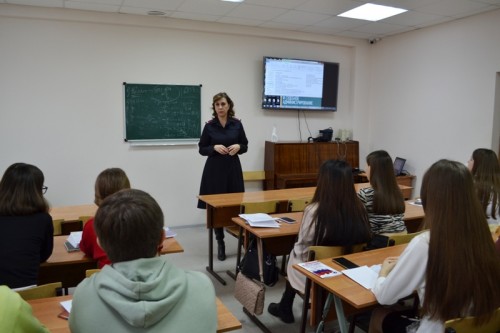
<box><xmin>0</xmin><ymin>163</ymin><xmax>53</xmax><ymax>289</ymax></box>
<box><xmin>197</xmin><ymin>92</ymin><xmax>248</xmax><ymax>261</ymax></box>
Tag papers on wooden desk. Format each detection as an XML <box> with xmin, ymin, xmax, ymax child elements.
<box><xmin>297</xmin><ymin>261</ymin><xmax>341</xmax><ymax>279</ymax></box>
<box><xmin>64</xmin><ymin>231</ymin><xmax>82</xmax><ymax>252</ymax></box>
<box><xmin>341</xmin><ymin>265</ymin><xmax>381</xmax><ymax>289</ymax></box>
<box><xmin>239</xmin><ymin>213</ymin><xmax>280</xmax><ymax>228</ymax></box>
<box><xmin>163</xmin><ymin>227</ymin><xmax>177</xmax><ymax>238</ymax></box>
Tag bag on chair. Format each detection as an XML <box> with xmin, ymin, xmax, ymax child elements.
<box><xmin>234</xmin><ymin>272</ymin><xmax>265</xmax><ymax>315</ymax></box>
<box><xmin>239</xmin><ymin>237</ymin><xmax>279</xmax><ymax>286</ymax></box>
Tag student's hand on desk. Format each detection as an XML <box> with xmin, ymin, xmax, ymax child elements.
<box><xmin>227</xmin><ymin>144</ymin><xmax>240</xmax><ymax>156</ymax></box>
<box><xmin>379</xmin><ymin>256</ymin><xmax>398</xmax><ymax>277</ymax></box>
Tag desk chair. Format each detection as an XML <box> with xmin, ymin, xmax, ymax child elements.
<box><xmin>287</xmin><ymin>197</ymin><xmax>312</xmax><ymax>212</ymax></box>
<box><xmin>300</xmin><ymin>244</ymin><xmax>366</xmax><ymax>333</ymax></box>
<box><xmin>79</xmin><ymin>215</ymin><xmax>93</xmax><ymax>227</ymax></box>
<box><xmin>444</xmin><ymin>307</ymin><xmax>500</xmax><ymax>333</ymax></box>
<box><xmin>226</xmin><ymin>200</ymin><xmax>280</xmax><ymax>280</ymax></box>
<box><xmin>16</xmin><ymin>282</ymin><xmax>63</xmax><ymax>300</ymax></box>
<box><xmin>60</xmin><ymin>219</ymin><xmax>83</xmax><ymax>235</ymax></box>
<box><xmin>85</xmin><ymin>269</ymin><xmax>101</xmax><ymax>278</ymax></box>
<box><xmin>52</xmin><ymin>219</ymin><xmax>64</xmax><ymax>236</ymax></box>
<box><xmin>387</xmin><ymin>230</ymin><xmax>426</xmax><ymax>246</ymax></box>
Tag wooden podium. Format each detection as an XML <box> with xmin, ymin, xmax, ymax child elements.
<box><xmin>264</xmin><ymin>141</ymin><xmax>359</xmax><ymax>190</ymax></box>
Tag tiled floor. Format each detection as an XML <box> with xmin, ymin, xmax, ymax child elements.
<box><xmin>166</xmin><ymin>224</ymin><xmax>368</xmax><ymax>333</ymax></box>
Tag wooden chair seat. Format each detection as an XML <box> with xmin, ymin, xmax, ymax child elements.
<box><xmin>387</xmin><ymin>230</ymin><xmax>426</xmax><ymax>246</ymax></box>
<box><xmin>85</xmin><ymin>269</ymin><xmax>101</xmax><ymax>278</ymax></box>
<box><xmin>445</xmin><ymin>307</ymin><xmax>500</xmax><ymax>333</ymax></box>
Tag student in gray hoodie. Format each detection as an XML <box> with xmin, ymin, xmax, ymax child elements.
<box><xmin>69</xmin><ymin>189</ymin><xmax>217</xmax><ymax>333</ymax></box>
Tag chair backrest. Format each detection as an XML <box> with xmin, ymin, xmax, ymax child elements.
<box><xmin>60</xmin><ymin>219</ymin><xmax>83</xmax><ymax>235</ymax></box>
<box><xmin>388</xmin><ymin>230</ymin><xmax>425</xmax><ymax>246</ymax></box>
<box><xmin>445</xmin><ymin>307</ymin><xmax>500</xmax><ymax>333</ymax></box>
<box><xmin>52</xmin><ymin>219</ymin><xmax>64</xmax><ymax>236</ymax></box>
<box><xmin>287</xmin><ymin>197</ymin><xmax>312</xmax><ymax>212</ymax></box>
<box><xmin>85</xmin><ymin>269</ymin><xmax>101</xmax><ymax>278</ymax></box>
<box><xmin>16</xmin><ymin>282</ymin><xmax>63</xmax><ymax>300</ymax></box>
<box><xmin>79</xmin><ymin>215</ymin><xmax>93</xmax><ymax>226</ymax></box>
<box><xmin>240</xmin><ymin>200</ymin><xmax>279</xmax><ymax>214</ymax></box>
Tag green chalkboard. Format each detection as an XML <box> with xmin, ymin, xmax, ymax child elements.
<box><xmin>124</xmin><ymin>83</ymin><xmax>201</xmax><ymax>142</ymax></box>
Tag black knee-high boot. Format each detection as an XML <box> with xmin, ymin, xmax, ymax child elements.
<box><xmin>214</xmin><ymin>227</ymin><xmax>226</xmax><ymax>261</ymax></box>
<box><xmin>268</xmin><ymin>281</ymin><xmax>296</xmax><ymax>323</ymax></box>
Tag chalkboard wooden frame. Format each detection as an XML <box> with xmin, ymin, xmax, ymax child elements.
<box><xmin>123</xmin><ymin>83</ymin><xmax>201</xmax><ymax>145</ymax></box>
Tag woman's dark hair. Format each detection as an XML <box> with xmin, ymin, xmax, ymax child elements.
<box><xmin>421</xmin><ymin>159</ymin><xmax>500</xmax><ymax>325</ymax></box>
<box><xmin>94</xmin><ymin>189</ymin><xmax>164</xmax><ymax>263</ymax></box>
<box><xmin>470</xmin><ymin>148</ymin><xmax>500</xmax><ymax>220</ymax></box>
<box><xmin>0</xmin><ymin>163</ymin><xmax>49</xmax><ymax>215</ymax></box>
<box><xmin>366</xmin><ymin>150</ymin><xmax>404</xmax><ymax>214</ymax></box>
<box><xmin>311</xmin><ymin>160</ymin><xmax>371</xmax><ymax>247</ymax></box>
<box><xmin>94</xmin><ymin>168</ymin><xmax>131</xmax><ymax>206</ymax></box>
<box><xmin>211</xmin><ymin>92</ymin><xmax>235</xmax><ymax>118</ymax></box>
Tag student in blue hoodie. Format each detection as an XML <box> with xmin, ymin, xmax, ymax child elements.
<box><xmin>70</xmin><ymin>189</ymin><xmax>217</xmax><ymax>333</ymax></box>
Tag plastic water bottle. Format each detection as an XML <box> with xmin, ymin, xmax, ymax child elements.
<box><xmin>271</xmin><ymin>125</ymin><xmax>278</xmax><ymax>142</ymax></box>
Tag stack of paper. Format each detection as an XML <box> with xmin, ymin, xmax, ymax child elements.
<box><xmin>297</xmin><ymin>261</ymin><xmax>341</xmax><ymax>279</ymax></box>
<box><xmin>341</xmin><ymin>265</ymin><xmax>380</xmax><ymax>289</ymax></box>
<box><xmin>66</xmin><ymin>231</ymin><xmax>82</xmax><ymax>247</ymax></box>
<box><xmin>239</xmin><ymin>213</ymin><xmax>280</xmax><ymax>228</ymax></box>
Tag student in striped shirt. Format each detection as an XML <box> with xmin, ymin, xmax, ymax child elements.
<box><xmin>358</xmin><ymin>150</ymin><xmax>406</xmax><ymax>235</ymax></box>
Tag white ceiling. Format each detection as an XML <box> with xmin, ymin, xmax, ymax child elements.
<box><xmin>2</xmin><ymin>0</ymin><xmax>500</xmax><ymax>40</ymax></box>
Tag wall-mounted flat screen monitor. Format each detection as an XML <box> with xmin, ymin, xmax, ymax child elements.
<box><xmin>262</xmin><ymin>56</ymin><xmax>339</xmax><ymax>111</ymax></box>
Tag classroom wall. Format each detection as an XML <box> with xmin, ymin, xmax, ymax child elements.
<box><xmin>2</xmin><ymin>5</ymin><xmax>499</xmax><ymax>227</ymax></box>
<box><xmin>0</xmin><ymin>4</ymin><xmax>370</xmax><ymax>226</ymax></box>
<box><xmin>366</xmin><ymin>8</ymin><xmax>500</xmax><ymax>196</ymax></box>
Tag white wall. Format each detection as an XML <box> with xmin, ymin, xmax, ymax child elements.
<box><xmin>367</xmin><ymin>8</ymin><xmax>500</xmax><ymax>196</ymax></box>
<box><xmin>2</xmin><ymin>5</ymin><xmax>499</xmax><ymax>226</ymax></box>
<box><xmin>0</xmin><ymin>5</ymin><xmax>370</xmax><ymax>226</ymax></box>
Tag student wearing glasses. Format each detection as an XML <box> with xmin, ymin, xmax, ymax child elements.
<box><xmin>0</xmin><ymin>163</ymin><xmax>53</xmax><ymax>289</ymax></box>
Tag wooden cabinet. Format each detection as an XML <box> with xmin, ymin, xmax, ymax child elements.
<box><xmin>264</xmin><ymin>141</ymin><xmax>359</xmax><ymax>190</ymax></box>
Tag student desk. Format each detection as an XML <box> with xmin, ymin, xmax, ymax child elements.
<box><xmin>38</xmin><ymin>235</ymin><xmax>184</xmax><ymax>288</ymax></box>
<box><xmin>198</xmin><ymin>185</ymin><xmax>421</xmax><ymax>285</ymax></box>
<box><xmin>49</xmin><ymin>204</ymin><xmax>98</xmax><ymax>221</ymax></box>
<box><xmin>28</xmin><ymin>295</ymin><xmax>242</xmax><ymax>333</ymax></box>
<box><xmin>293</xmin><ymin>244</ymin><xmax>407</xmax><ymax>333</ymax></box>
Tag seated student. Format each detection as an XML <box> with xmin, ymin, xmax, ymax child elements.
<box><xmin>358</xmin><ymin>150</ymin><xmax>406</xmax><ymax>235</ymax></box>
<box><xmin>0</xmin><ymin>285</ymin><xmax>49</xmax><ymax>333</ymax></box>
<box><xmin>467</xmin><ymin>148</ymin><xmax>500</xmax><ymax>226</ymax></box>
<box><xmin>0</xmin><ymin>163</ymin><xmax>53</xmax><ymax>289</ymax></box>
<box><xmin>369</xmin><ymin>160</ymin><xmax>500</xmax><ymax>333</ymax></box>
<box><xmin>70</xmin><ymin>189</ymin><xmax>217</xmax><ymax>333</ymax></box>
<box><xmin>79</xmin><ymin>168</ymin><xmax>130</xmax><ymax>268</ymax></box>
<box><xmin>267</xmin><ymin>160</ymin><xmax>371</xmax><ymax>323</ymax></box>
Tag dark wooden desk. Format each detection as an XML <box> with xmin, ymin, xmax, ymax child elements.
<box><xmin>28</xmin><ymin>295</ymin><xmax>241</xmax><ymax>333</ymax></box>
<box><xmin>264</xmin><ymin>141</ymin><xmax>359</xmax><ymax>190</ymax></box>
<box><xmin>293</xmin><ymin>245</ymin><xmax>407</xmax><ymax>333</ymax></box>
<box><xmin>39</xmin><ymin>235</ymin><xmax>184</xmax><ymax>288</ymax></box>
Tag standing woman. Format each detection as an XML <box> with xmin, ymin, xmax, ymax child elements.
<box><xmin>358</xmin><ymin>150</ymin><xmax>406</xmax><ymax>235</ymax></box>
<box><xmin>468</xmin><ymin>148</ymin><xmax>500</xmax><ymax>226</ymax></box>
<box><xmin>79</xmin><ymin>168</ymin><xmax>131</xmax><ymax>268</ymax></box>
<box><xmin>268</xmin><ymin>160</ymin><xmax>371</xmax><ymax>323</ymax></box>
<box><xmin>369</xmin><ymin>160</ymin><xmax>500</xmax><ymax>333</ymax></box>
<box><xmin>197</xmin><ymin>92</ymin><xmax>248</xmax><ymax>261</ymax></box>
<box><xmin>0</xmin><ymin>163</ymin><xmax>53</xmax><ymax>289</ymax></box>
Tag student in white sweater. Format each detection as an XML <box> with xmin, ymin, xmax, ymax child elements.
<box><xmin>369</xmin><ymin>159</ymin><xmax>500</xmax><ymax>333</ymax></box>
